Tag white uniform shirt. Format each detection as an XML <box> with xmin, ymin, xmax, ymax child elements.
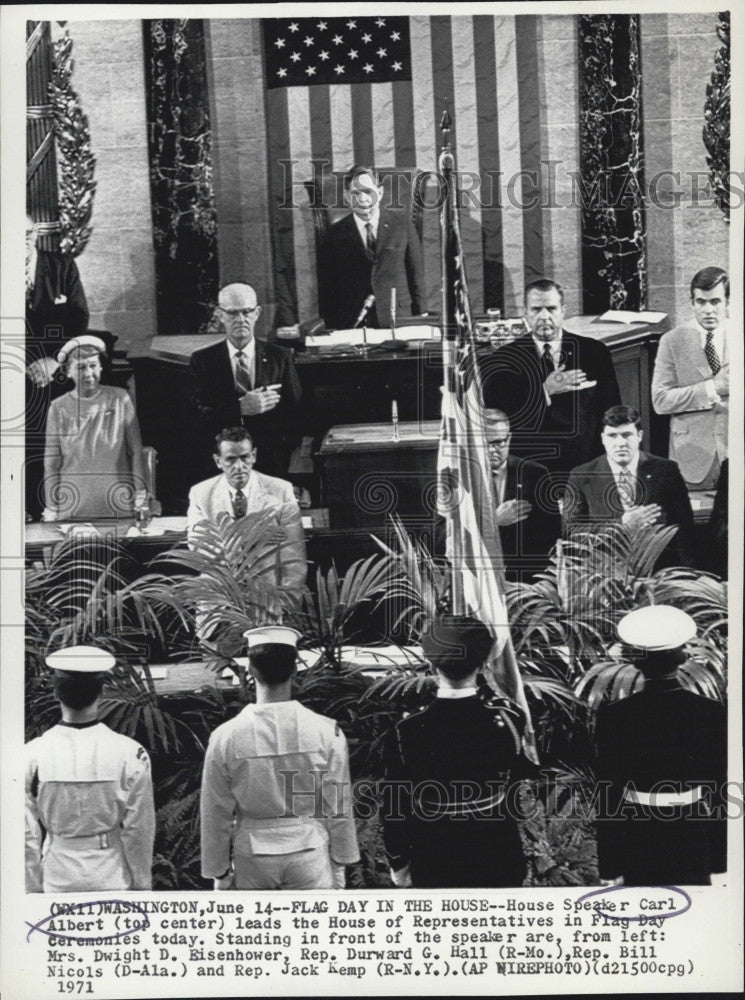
<box><xmin>201</xmin><ymin>701</ymin><xmax>360</xmax><ymax>878</ymax></box>
<box><xmin>25</xmin><ymin>722</ymin><xmax>155</xmax><ymax>892</ymax></box>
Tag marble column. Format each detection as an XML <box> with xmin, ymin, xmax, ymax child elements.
<box><xmin>578</xmin><ymin>15</ymin><xmax>646</xmax><ymax>312</ymax></box>
<box><xmin>143</xmin><ymin>19</ymin><xmax>218</xmax><ymax>334</ymax></box>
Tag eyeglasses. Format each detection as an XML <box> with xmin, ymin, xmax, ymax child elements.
<box><xmin>220</xmin><ymin>306</ymin><xmax>260</xmax><ymax>319</ymax></box>
<box><xmin>486</xmin><ymin>436</ymin><xmax>511</xmax><ymax>449</ymax></box>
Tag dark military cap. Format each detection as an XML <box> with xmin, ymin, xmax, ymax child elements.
<box><xmin>420</xmin><ymin>613</ymin><xmax>495</xmax><ymax>669</ymax></box>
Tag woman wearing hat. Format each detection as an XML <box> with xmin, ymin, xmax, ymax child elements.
<box><xmin>25</xmin><ymin>647</ymin><xmax>155</xmax><ymax>893</ymax></box>
<box><xmin>42</xmin><ymin>335</ymin><xmax>148</xmax><ymax>520</ymax></box>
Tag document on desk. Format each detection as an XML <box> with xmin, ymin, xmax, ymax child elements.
<box><xmin>598</xmin><ymin>309</ymin><xmax>668</xmax><ymax>324</ymax></box>
<box><xmin>305</xmin><ymin>325</ymin><xmax>439</xmax><ymax>348</ymax></box>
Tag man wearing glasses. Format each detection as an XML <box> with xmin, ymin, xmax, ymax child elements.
<box><xmin>484</xmin><ymin>409</ymin><xmax>560</xmax><ymax>581</ymax></box>
<box><xmin>190</xmin><ymin>283</ymin><xmax>302</xmax><ymax>477</ymax></box>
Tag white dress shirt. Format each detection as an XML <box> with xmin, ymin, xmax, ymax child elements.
<box><xmin>227</xmin><ymin>339</ymin><xmax>256</xmax><ymax>389</ymax></box>
<box><xmin>436</xmin><ymin>686</ymin><xmax>478</xmax><ymax>699</ymax></box>
<box><xmin>352</xmin><ymin>207</ymin><xmax>380</xmax><ymax>248</ymax></box>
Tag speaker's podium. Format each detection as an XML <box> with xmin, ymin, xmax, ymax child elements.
<box><xmin>317</xmin><ymin>420</ymin><xmax>441</xmax><ymax>532</ymax></box>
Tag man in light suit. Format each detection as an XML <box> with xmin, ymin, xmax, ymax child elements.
<box><xmin>563</xmin><ymin>405</ymin><xmax>694</xmax><ymax>567</ymax></box>
<box><xmin>318</xmin><ymin>165</ymin><xmax>426</xmax><ymax>330</ymax></box>
<box><xmin>479</xmin><ymin>278</ymin><xmax>621</xmax><ymax>490</ymax></box>
<box><xmin>187</xmin><ymin>427</ymin><xmax>307</xmax><ymax>589</ymax></box>
<box><xmin>189</xmin><ymin>283</ymin><xmax>302</xmax><ymax>478</ymax></box>
<box><xmin>652</xmin><ymin>267</ymin><xmax>729</xmax><ymax>489</ymax></box>
<box><xmin>484</xmin><ymin>409</ymin><xmax>560</xmax><ymax>581</ymax></box>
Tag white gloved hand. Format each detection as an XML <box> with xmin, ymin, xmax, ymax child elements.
<box><xmin>40</xmin><ymin>507</ymin><xmax>58</xmax><ymax>523</ymax></box>
<box><xmin>26</xmin><ymin>357</ymin><xmax>59</xmax><ymax>387</ymax></box>
<box><xmin>390</xmin><ymin>864</ymin><xmax>413</xmax><ymax>888</ymax></box>
<box><xmin>331</xmin><ymin>862</ymin><xmax>346</xmax><ymax>889</ymax></box>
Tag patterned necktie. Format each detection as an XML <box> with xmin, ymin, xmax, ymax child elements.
<box><xmin>235</xmin><ymin>350</ymin><xmax>252</xmax><ymax>392</ymax></box>
<box><xmin>365</xmin><ymin>222</ymin><xmax>376</xmax><ymax>262</ymax></box>
<box><xmin>617</xmin><ymin>469</ymin><xmax>636</xmax><ymax>510</ymax></box>
<box><xmin>232</xmin><ymin>490</ymin><xmax>247</xmax><ymax>519</ymax></box>
<box><xmin>704</xmin><ymin>331</ymin><xmax>721</xmax><ymax>376</ymax></box>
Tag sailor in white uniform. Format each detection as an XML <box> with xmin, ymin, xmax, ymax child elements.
<box><xmin>201</xmin><ymin>626</ymin><xmax>360</xmax><ymax>890</ymax></box>
<box><xmin>25</xmin><ymin>646</ymin><xmax>155</xmax><ymax>892</ymax></box>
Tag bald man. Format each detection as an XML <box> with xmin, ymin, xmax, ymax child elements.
<box><xmin>190</xmin><ymin>284</ymin><xmax>302</xmax><ymax>477</ymax></box>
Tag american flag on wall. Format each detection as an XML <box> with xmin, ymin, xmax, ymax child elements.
<box><xmin>438</xmin><ymin>149</ymin><xmax>538</xmax><ymax>763</ymax></box>
<box><xmin>260</xmin><ymin>14</ymin><xmax>546</xmax><ymax>325</ymax></box>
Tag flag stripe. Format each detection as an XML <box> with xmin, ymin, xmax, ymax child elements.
<box><xmin>309</xmin><ymin>84</ymin><xmax>333</xmax><ymax>166</ymax></box>
<box><xmin>451</xmin><ymin>15</ymin><xmax>484</xmax><ymax>314</ymax></box>
<box><xmin>392</xmin><ymin>79</ymin><xmax>416</xmax><ymax>166</ymax></box>
<box><xmin>410</xmin><ymin>16</ymin><xmax>437</xmax><ymax>172</ymax></box>
<box><xmin>351</xmin><ymin>84</ymin><xmax>375</xmax><ymax>164</ymax></box>
<box><xmin>473</xmin><ymin>15</ymin><xmax>503</xmax><ymax>312</ymax></box>
<box><xmin>265</xmin><ymin>87</ymin><xmax>297</xmax><ymax>321</ymax></box>
<box><xmin>330</xmin><ymin>83</ymin><xmax>354</xmax><ymax>172</ymax></box>
<box><xmin>287</xmin><ymin>87</ymin><xmax>318</xmax><ymax>319</ymax></box>
<box><xmin>493</xmin><ymin>16</ymin><xmax>524</xmax><ymax>315</ymax></box>
<box><xmin>515</xmin><ymin>14</ymin><xmax>545</xmax><ymax>283</ymax></box>
<box><xmin>429</xmin><ymin>16</ymin><xmax>456</xmax><ymax>162</ymax></box>
<box><xmin>371</xmin><ymin>82</ymin><xmax>396</xmax><ymax>166</ymax></box>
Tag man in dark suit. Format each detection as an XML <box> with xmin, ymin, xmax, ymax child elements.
<box><xmin>594</xmin><ymin>605</ymin><xmax>726</xmax><ymax>887</ymax></box>
<box><xmin>479</xmin><ymin>278</ymin><xmax>621</xmax><ymax>488</ymax></box>
<box><xmin>484</xmin><ymin>409</ymin><xmax>560</xmax><ymax>581</ymax></box>
<box><xmin>318</xmin><ymin>165</ymin><xmax>426</xmax><ymax>330</ymax></box>
<box><xmin>563</xmin><ymin>404</ymin><xmax>695</xmax><ymax>566</ymax></box>
<box><xmin>189</xmin><ymin>283</ymin><xmax>302</xmax><ymax>478</ymax></box>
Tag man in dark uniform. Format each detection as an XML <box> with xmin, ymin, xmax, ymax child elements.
<box><xmin>594</xmin><ymin>606</ymin><xmax>726</xmax><ymax>886</ymax></box>
<box><xmin>381</xmin><ymin>614</ymin><xmax>536</xmax><ymax>888</ymax></box>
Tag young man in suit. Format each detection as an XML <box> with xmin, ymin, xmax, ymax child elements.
<box><xmin>317</xmin><ymin>165</ymin><xmax>426</xmax><ymax>330</ymax></box>
<box><xmin>189</xmin><ymin>283</ymin><xmax>302</xmax><ymax>477</ymax></box>
<box><xmin>484</xmin><ymin>408</ymin><xmax>560</xmax><ymax>581</ymax></box>
<box><xmin>479</xmin><ymin>278</ymin><xmax>621</xmax><ymax>489</ymax></box>
<box><xmin>594</xmin><ymin>606</ymin><xmax>726</xmax><ymax>887</ymax></box>
<box><xmin>187</xmin><ymin>427</ymin><xmax>307</xmax><ymax>590</ymax></box>
<box><xmin>563</xmin><ymin>404</ymin><xmax>695</xmax><ymax>566</ymax></box>
<box><xmin>652</xmin><ymin>266</ymin><xmax>729</xmax><ymax>488</ymax></box>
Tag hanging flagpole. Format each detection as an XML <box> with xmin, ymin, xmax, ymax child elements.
<box><xmin>438</xmin><ymin>111</ymin><xmax>465</xmax><ymax>613</ymax></box>
<box><xmin>435</xmin><ymin>109</ymin><xmax>539</xmax><ymax>764</ymax></box>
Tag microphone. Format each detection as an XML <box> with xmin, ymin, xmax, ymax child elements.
<box><xmin>353</xmin><ymin>294</ymin><xmax>375</xmax><ymax>329</ymax></box>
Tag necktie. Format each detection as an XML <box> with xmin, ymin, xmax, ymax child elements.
<box><xmin>232</xmin><ymin>490</ymin><xmax>247</xmax><ymax>519</ymax></box>
<box><xmin>540</xmin><ymin>343</ymin><xmax>554</xmax><ymax>381</ymax></box>
<box><xmin>617</xmin><ymin>469</ymin><xmax>636</xmax><ymax>510</ymax></box>
<box><xmin>704</xmin><ymin>331</ymin><xmax>721</xmax><ymax>376</ymax></box>
<box><xmin>365</xmin><ymin>222</ymin><xmax>376</xmax><ymax>262</ymax></box>
<box><xmin>235</xmin><ymin>350</ymin><xmax>252</xmax><ymax>392</ymax></box>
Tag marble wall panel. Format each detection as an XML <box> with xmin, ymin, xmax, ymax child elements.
<box><xmin>143</xmin><ymin>18</ymin><xmax>219</xmax><ymax>335</ymax></box>
<box><xmin>578</xmin><ymin>14</ymin><xmax>646</xmax><ymax>313</ymax></box>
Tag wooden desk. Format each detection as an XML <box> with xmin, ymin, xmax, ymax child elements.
<box><xmin>132</xmin><ymin>316</ymin><xmax>669</xmax><ymax>511</ymax></box>
<box><xmin>318</xmin><ymin>420</ymin><xmax>440</xmax><ymax>529</ymax></box>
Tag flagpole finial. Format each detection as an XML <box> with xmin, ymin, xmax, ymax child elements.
<box><xmin>440</xmin><ymin>109</ymin><xmax>452</xmax><ymax>147</ymax></box>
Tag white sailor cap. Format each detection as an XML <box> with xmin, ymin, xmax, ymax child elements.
<box><xmin>56</xmin><ymin>335</ymin><xmax>107</xmax><ymax>366</ymax></box>
<box><xmin>45</xmin><ymin>645</ymin><xmax>116</xmax><ymax>673</ymax></box>
<box><xmin>617</xmin><ymin>606</ymin><xmax>697</xmax><ymax>651</ymax></box>
<box><xmin>244</xmin><ymin>626</ymin><xmax>301</xmax><ymax>649</ymax></box>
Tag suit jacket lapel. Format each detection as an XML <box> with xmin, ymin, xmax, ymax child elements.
<box><xmin>343</xmin><ymin>213</ymin><xmax>369</xmax><ymax>263</ymax></box>
<box><xmin>505</xmin><ymin>457</ymin><xmax>518</xmax><ymax>500</ymax></box>
<box><xmin>255</xmin><ymin>341</ymin><xmax>271</xmax><ymax>388</ymax></box>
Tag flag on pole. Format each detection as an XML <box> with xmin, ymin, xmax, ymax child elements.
<box><xmin>437</xmin><ymin>115</ymin><xmax>538</xmax><ymax>763</ymax></box>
